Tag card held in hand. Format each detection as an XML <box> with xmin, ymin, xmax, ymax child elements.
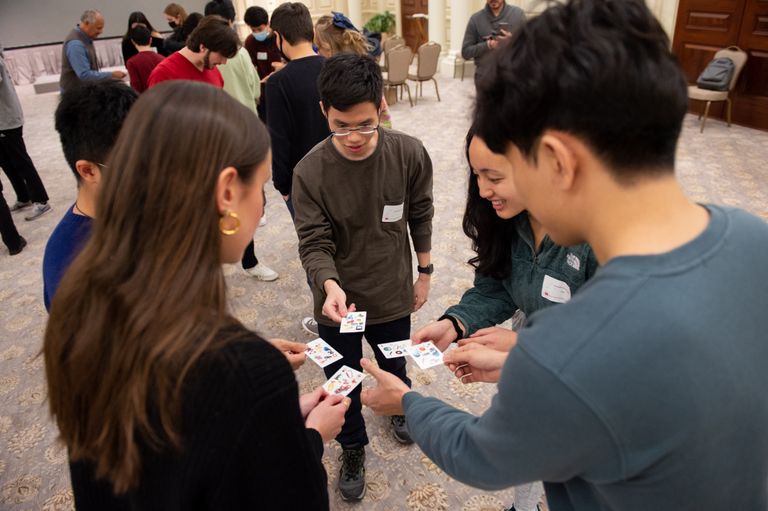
<box><xmin>305</xmin><ymin>338</ymin><xmax>343</xmax><ymax>368</ymax></box>
<box><xmin>323</xmin><ymin>365</ymin><xmax>366</xmax><ymax>396</ymax></box>
<box><xmin>377</xmin><ymin>339</ymin><xmax>412</xmax><ymax>359</ymax></box>
<box><xmin>339</xmin><ymin>311</ymin><xmax>367</xmax><ymax>333</ymax></box>
<box><xmin>407</xmin><ymin>341</ymin><xmax>444</xmax><ymax>369</ymax></box>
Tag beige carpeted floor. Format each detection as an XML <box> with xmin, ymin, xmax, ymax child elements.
<box><xmin>1</xmin><ymin>74</ymin><xmax>767</xmax><ymax>510</ymax></box>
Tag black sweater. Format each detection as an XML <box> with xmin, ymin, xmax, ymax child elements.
<box><xmin>265</xmin><ymin>55</ymin><xmax>331</xmax><ymax>197</ymax></box>
<box><xmin>69</xmin><ymin>328</ymin><xmax>329</xmax><ymax>510</ymax></box>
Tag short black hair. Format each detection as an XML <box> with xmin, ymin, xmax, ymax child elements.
<box><xmin>475</xmin><ymin>0</ymin><xmax>688</xmax><ymax>181</ymax></box>
<box><xmin>129</xmin><ymin>25</ymin><xmax>151</xmax><ymax>46</ymax></box>
<box><xmin>269</xmin><ymin>2</ymin><xmax>313</xmax><ymax>45</ymax></box>
<box><xmin>186</xmin><ymin>15</ymin><xmax>239</xmax><ymax>57</ymax></box>
<box><xmin>54</xmin><ymin>81</ymin><xmax>138</xmax><ymax>182</ymax></box>
<box><xmin>318</xmin><ymin>53</ymin><xmax>382</xmax><ymax>112</ymax></box>
<box><xmin>203</xmin><ymin>0</ymin><xmax>235</xmax><ymax>22</ymax></box>
<box><xmin>244</xmin><ymin>6</ymin><xmax>268</xmax><ymax>28</ymax></box>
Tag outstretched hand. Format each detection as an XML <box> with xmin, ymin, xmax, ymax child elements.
<box><xmin>458</xmin><ymin>326</ymin><xmax>517</xmax><ymax>352</ymax></box>
<box><xmin>443</xmin><ymin>343</ymin><xmax>508</xmax><ymax>384</ymax></box>
<box><xmin>360</xmin><ymin>359</ymin><xmax>410</xmax><ymax>416</ymax></box>
<box><xmin>268</xmin><ymin>338</ymin><xmax>307</xmax><ymax>370</ymax></box>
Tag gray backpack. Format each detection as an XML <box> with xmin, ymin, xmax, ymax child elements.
<box><xmin>696</xmin><ymin>57</ymin><xmax>735</xmax><ymax>91</ymax></box>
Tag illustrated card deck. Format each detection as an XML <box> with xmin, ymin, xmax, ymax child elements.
<box><xmin>322</xmin><ymin>365</ymin><xmax>366</xmax><ymax>396</ymax></box>
<box><xmin>407</xmin><ymin>341</ymin><xmax>444</xmax><ymax>369</ymax></box>
<box><xmin>377</xmin><ymin>339</ymin><xmax>412</xmax><ymax>359</ymax></box>
<box><xmin>339</xmin><ymin>311</ymin><xmax>367</xmax><ymax>333</ymax></box>
<box><xmin>305</xmin><ymin>338</ymin><xmax>343</xmax><ymax>368</ymax></box>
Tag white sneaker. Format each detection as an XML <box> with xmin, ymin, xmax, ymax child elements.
<box><xmin>244</xmin><ymin>263</ymin><xmax>278</xmax><ymax>281</ymax></box>
<box><xmin>24</xmin><ymin>202</ymin><xmax>51</xmax><ymax>221</ymax></box>
<box><xmin>302</xmin><ymin>317</ymin><xmax>319</xmax><ymax>335</ymax></box>
<box><xmin>259</xmin><ymin>214</ymin><xmax>267</xmax><ymax>227</ymax></box>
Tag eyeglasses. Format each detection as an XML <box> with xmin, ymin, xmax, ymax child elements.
<box><xmin>330</xmin><ymin>124</ymin><xmax>379</xmax><ymax>137</ymax></box>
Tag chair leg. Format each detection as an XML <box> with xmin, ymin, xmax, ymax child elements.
<box><xmin>432</xmin><ymin>78</ymin><xmax>441</xmax><ymax>102</ymax></box>
<box><xmin>405</xmin><ymin>83</ymin><xmax>413</xmax><ymax>107</ymax></box>
<box><xmin>726</xmin><ymin>97</ymin><xmax>732</xmax><ymax>127</ymax></box>
<box><xmin>411</xmin><ymin>81</ymin><xmax>418</xmax><ymax>105</ymax></box>
<box><xmin>700</xmin><ymin>101</ymin><xmax>711</xmax><ymax>133</ymax></box>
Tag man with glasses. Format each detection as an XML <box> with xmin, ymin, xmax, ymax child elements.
<box><xmin>291</xmin><ymin>53</ymin><xmax>434</xmax><ymax>502</ymax></box>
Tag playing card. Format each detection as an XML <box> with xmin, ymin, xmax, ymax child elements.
<box><xmin>305</xmin><ymin>338</ymin><xmax>343</xmax><ymax>368</ymax></box>
<box><xmin>377</xmin><ymin>339</ymin><xmax>412</xmax><ymax>359</ymax></box>
<box><xmin>407</xmin><ymin>341</ymin><xmax>444</xmax><ymax>369</ymax></box>
<box><xmin>322</xmin><ymin>365</ymin><xmax>366</xmax><ymax>396</ymax></box>
<box><xmin>339</xmin><ymin>311</ymin><xmax>367</xmax><ymax>333</ymax></box>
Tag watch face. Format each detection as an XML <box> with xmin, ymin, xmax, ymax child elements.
<box><xmin>418</xmin><ymin>264</ymin><xmax>434</xmax><ymax>274</ymax></box>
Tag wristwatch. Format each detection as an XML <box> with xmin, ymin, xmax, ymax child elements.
<box><xmin>417</xmin><ymin>263</ymin><xmax>434</xmax><ymax>275</ymax></box>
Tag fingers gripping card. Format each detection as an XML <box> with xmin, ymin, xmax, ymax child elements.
<box><xmin>322</xmin><ymin>365</ymin><xmax>366</xmax><ymax>396</ymax></box>
<box><xmin>339</xmin><ymin>311</ymin><xmax>367</xmax><ymax>333</ymax></box>
<box><xmin>305</xmin><ymin>338</ymin><xmax>343</xmax><ymax>368</ymax></box>
<box><xmin>407</xmin><ymin>341</ymin><xmax>444</xmax><ymax>369</ymax></box>
<box><xmin>377</xmin><ymin>339</ymin><xmax>412</xmax><ymax>359</ymax></box>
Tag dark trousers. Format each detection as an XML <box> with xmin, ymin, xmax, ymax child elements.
<box><xmin>318</xmin><ymin>315</ymin><xmax>412</xmax><ymax>447</ymax></box>
<box><xmin>241</xmin><ymin>190</ymin><xmax>266</xmax><ymax>269</ymax></box>
<box><xmin>0</xmin><ymin>126</ymin><xmax>49</xmax><ymax>204</ymax></box>
<box><xmin>0</xmin><ymin>180</ymin><xmax>23</xmax><ymax>250</ymax></box>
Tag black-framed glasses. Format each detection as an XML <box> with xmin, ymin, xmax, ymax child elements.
<box><xmin>330</xmin><ymin>124</ymin><xmax>379</xmax><ymax>137</ymax></box>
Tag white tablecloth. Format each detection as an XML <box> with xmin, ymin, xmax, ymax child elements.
<box><xmin>4</xmin><ymin>38</ymin><xmax>124</xmax><ymax>85</ymax></box>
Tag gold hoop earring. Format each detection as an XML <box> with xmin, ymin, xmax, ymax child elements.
<box><xmin>219</xmin><ymin>210</ymin><xmax>240</xmax><ymax>235</ymax></box>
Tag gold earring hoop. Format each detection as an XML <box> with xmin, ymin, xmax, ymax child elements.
<box><xmin>219</xmin><ymin>210</ymin><xmax>240</xmax><ymax>235</ymax></box>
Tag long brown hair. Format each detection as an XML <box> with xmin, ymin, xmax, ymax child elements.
<box><xmin>164</xmin><ymin>2</ymin><xmax>188</xmax><ymax>24</ymax></box>
<box><xmin>314</xmin><ymin>15</ymin><xmax>370</xmax><ymax>56</ymax></box>
<box><xmin>44</xmin><ymin>81</ymin><xmax>270</xmax><ymax>494</ymax></box>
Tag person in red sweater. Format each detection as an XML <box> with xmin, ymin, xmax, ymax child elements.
<box><xmin>148</xmin><ymin>15</ymin><xmax>238</xmax><ymax>88</ymax></box>
<box><xmin>126</xmin><ymin>26</ymin><xmax>164</xmax><ymax>93</ymax></box>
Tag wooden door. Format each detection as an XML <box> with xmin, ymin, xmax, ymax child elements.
<box><xmin>731</xmin><ymin>0</ymin><xmax>768</xmax><ymax>129</ymax></box>
<box><xmin>672</xmin><ymin>0</ymin><xmax>768</xmax><ymax>131</ymax></box>
<box><xmin>401</xmin><ymin>0</ymin><xmax>429</xmax><ymax>51</ymax></box>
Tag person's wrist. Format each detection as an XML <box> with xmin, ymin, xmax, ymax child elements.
<box><xmin>438</xmin><ymin>314</ymin><xmax>464</xmax><ymax>340</ymax></box>
<box><xmin>417</xmin><ymin>273</ymin><xmax>431</xmax><ymax>281</ymax></box>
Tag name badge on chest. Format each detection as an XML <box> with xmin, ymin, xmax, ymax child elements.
<box><xmin>541</xmin><ymin>274</ymin><xmax>571</xmax><ymax>303</ymax></box>
<box><xmin>257</xmin><ymin>52</ymin><xmax>268</xmax><ymax>60</ymax></box>
<box><xmin>382</xmin><ymin>203</ymin><xmax>404</xmax><ymax>222</ymax></box>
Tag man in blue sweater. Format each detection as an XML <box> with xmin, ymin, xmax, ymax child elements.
<box><xmin>361</xmin><ymin>1</ymin><xmax>768</xmax><ymax>510</ymax></box>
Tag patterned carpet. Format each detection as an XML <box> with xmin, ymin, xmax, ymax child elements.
<box><xmin>1</xmin><ymin>74</ymin><xmax>767</xmax><ymax>510</ymax></box>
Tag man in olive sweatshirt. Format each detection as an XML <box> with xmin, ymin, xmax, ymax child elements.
<box><xmin>291</xmin><ymin>53</ymin><xmax>433</xmax><ymax>502</ymax></box>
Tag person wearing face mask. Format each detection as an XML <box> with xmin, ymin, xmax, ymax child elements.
<box><xmin>243</xmin><ymin>6</ymin><xmax>281</xmax><ymax>123</ymax></box>
<box><xmin>163</xmin><ymin>3</ymin><xmax>189</xmax><ymax>54</ymax></box>
<box><xmin>148</xmin><ymin>15</ymin><xmax>238</xmax><ymax>89</ymax></box>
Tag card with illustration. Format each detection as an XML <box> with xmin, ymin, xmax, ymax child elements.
<box><xmin>407</xmin><ymin>341</ymin><xmax>444</xmax><ymax>369</ymax></box>
<box><xmin>377</xmin><ymin>339</ymin><xmax>413</xmax><ymax>359</ymax></box>
<box><xmin>322</xmin><ymin>365</ymin><xmax>366</xmax><ymax>396</ymax></box>
<box><xmin>305</xmin><ymin>338</ymin><xmax>343</xmax><ymax>368</ymax></box>
<box><xmin>339</xmin><ymin>311</ymin><xmax>367</xmax><ymax>333</ymax></box>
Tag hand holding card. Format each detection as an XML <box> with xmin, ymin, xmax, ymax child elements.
<box><xmin>323</xmin><ymin>365</ymin><xmax>366</xmax><ymax>396</ymax></box>
<box><xmin>340</xmin><ymin>311</ymin><xmax>367</xmax><ymax>333</ymax></box>
<box><xmin>407</xmin><ymin>341</ymin><xmax>444</xmax><ymax>369</ymax></box>
<box><xmin>305</xmin><ymin>338</ymin><xmax>344</xmax><ymax>368</ymax></box>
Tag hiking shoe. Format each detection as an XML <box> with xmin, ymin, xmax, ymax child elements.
<box><xmin>244</xmin><ymin>263</ymin><xmax>278</xmax><ymax>281</ymax></box>
<box><xmin>391</xmin><ymin>415</ymin><xmax>414</xmax><ymax>444</ymax></box>
<box><xmin>338</xmin><ymin>444</ymin><xmax>366</xmax><ymax>501</ymax></box>
<box><xmin>8</xmin><ymin>237</ymin><xmax>27</xmax><ymax>256</ymax></box>
<box><xmin>10</xmin><ymin>200</ymin><xmax>32</xmax><ymax>212</ymax></box>
<box><xmin>24</xmin><ymin>202</ymin><xmax>51</xmax><ymax>221</ymax></box>
<box><xmin>302</xmin><ymin>317</ymin><xmax>319</xmax><ymax>335</ymax></box>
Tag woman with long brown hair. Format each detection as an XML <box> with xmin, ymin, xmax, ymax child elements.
<box><xmin>44</xmin><ymin>81</ymin><xmax>347</xmax><ymax>509</ymax></box>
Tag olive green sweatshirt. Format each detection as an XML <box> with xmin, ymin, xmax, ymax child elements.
<box><xmin>292</xmin><ymin>128</ymin><xmax>434</xmax><ymax>326</ymax></box>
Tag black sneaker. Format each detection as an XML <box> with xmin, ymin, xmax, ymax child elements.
<box><xmin>390</xmin><ymin>415</ymin><xmax>414</xmax><ymax>444</ymax></box>
<box><xmin>8</xmin><ymin>237</ymin><xmax>27</xmax><ymax>256</ymax></box>
<box><xmin>338</xmin><ymin>444</ymin><xmax>366</xmax><ymax>501</ymax></box>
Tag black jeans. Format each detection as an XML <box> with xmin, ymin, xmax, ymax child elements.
<box><xmin>0</xmin><ymin>126</ymin><xmax>49</xmax><ymax>204</ymax></box>
<box><xmin>0</xmin><ymin>180</ymin><xmax>23</xmax><ymax>250</ymax></box>
<box><xmin>318</xmin><ymin>315</ymin><xmax>412</xmax><ymax>447</ymax></box>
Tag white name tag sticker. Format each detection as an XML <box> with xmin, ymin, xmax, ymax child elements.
<box><xmin>257</xmin><ymin>52</ymin><xmax>268</xmax><ymax>60</ymax></box>
<box><xmin>382</xmin><ymin>203</ymin><xmax>404</xmax><ymax>222</ymax></box>
<box><xmin>541</xmin><ymin>274</ymin><xmax>571</xmax><ymax>303</ymax></box>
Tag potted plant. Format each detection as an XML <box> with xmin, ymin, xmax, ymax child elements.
<box><xmin>364</xmin><ymin>11</ymin><xmax>396</xmax><ymax>36</ymax></box>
